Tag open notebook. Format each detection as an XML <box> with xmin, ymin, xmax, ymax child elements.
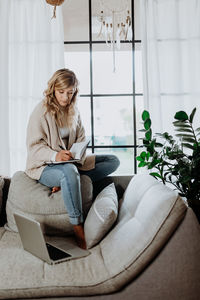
<box><xmin>46</xmin><ymin>138</ymin><xmax>90</xmax><ymax>164</ymax></box>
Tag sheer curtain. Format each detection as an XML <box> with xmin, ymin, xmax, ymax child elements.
<box><xmin>0</xmin><ymin>0</ymin><xmax>64</xmax><ymax>176</ymax></box>
<box><xmin>140</xmin><ymin>0</ymin><xmax>200</xmax><ymax>134</ymax></box>
<box><xmin>0</xmin><ymin>1</ymin><xmax>10</xmax><ymax>175</ymax></box>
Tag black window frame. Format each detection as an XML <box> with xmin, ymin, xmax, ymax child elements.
<box><xmin>64</xmin><ymin>0</ymin><xmax>143</xmax><ymax>174</ymax></box>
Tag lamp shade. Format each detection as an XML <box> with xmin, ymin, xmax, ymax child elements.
<box><xmin>46</xmin><ymin>0</ymin><xmax>65</xmax><ymax>6</ymax></box>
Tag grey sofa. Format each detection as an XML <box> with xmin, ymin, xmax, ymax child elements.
<box><xmin>0</xmin><ymin>174</ymin><xmax>200</xmax><ymax>300</ymax></box>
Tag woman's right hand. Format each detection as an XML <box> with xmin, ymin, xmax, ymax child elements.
<box><xmin>55</xmin><ymin>150</ymin><xmax>73</xmax><ymax>162</ymax></box>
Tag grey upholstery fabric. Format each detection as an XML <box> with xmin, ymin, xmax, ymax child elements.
<box><xmin>0</xmin><ymin>174</ymin><xmax>188</xmax><ymax>299</ymax></box>
<box><xmin>6</xmin><ymin>171</ymin><xmax>93</xmax><ymax>235</ymax></box>
<box><xmin>44</xmin><ymin>209</ymin><xmax>200</xmax><ymax>300</ymax></box>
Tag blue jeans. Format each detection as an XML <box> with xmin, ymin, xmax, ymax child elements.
<box><xmin>39</xmin><ymin>155</ymin><xmax>120</xmax><ymax>225</ymax></box>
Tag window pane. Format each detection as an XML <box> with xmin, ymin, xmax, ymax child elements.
<box><xmin>135</xmin><ymin>43</ymin><xmax>143</xmax><ymax>94</ymax></box>
<box><xmin>134</xmin><ymin>0</ymin><xmax>141</xmax><ymax>40</ymax></box>
<box><xmin>63</xmin><ymin>0</ymin><xmax>89</xmax><ymax>41</ymax></box>
<box><xmin>92</xmin><ymin>0</ymin><xmax>132</xmax><ymax>42</ymax></box>
<box><xmin>94</xmin><ymin>148</ymin><xmax>134</xmax><ymax>175</ymax></box>
<box><xmin>77</xmin><ymin>97</ymin><xmax>91</xmax><ymax>143</ymax></box>
<box><xmin>64</xmin><ymin>44</ymin><xmax>90</xmax><ymax>94</ymax></box>
<box><xmin>93</xmin><ymin>96</ymin><xmax>133</xmax><ymax>146</ymax></box>
<box><xmin>92</xmin><ymin>43</ymin><xmax>132</xmax><ymax>94</ymax></box>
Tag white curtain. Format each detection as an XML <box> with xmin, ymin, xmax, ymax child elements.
<box><xmin>0</xmin><ymin>1</ymin><xmax>10</xmax><ymax>175</ymax></box>
<box><xmin>0</xmin><ymin>0</ymin><xmax>65</xmax><ymax>177</ymax></box>
<box><xmin>140</xmin><ymin>0</ymin><xmax>200</xmax><ymax>134</ymax></box>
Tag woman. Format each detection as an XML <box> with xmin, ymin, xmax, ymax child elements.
<box><xmin>25</xmin><ymin>68</ymin><xmax>120</xmax><ymax>249</ymax></box>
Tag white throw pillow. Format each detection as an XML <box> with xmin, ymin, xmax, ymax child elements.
<box><xmin>84</xmin><ymin>183</ymin><xmax>118</xmax><ymax>249</ymax></box>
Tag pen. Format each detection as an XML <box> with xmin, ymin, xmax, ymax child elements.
<box><xmin>59</xmin><ymin>145</ymin><xmax>73</xmax><ymax>159</ymax></box>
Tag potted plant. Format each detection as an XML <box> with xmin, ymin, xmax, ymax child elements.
<box><xmin>137</xmin><ymin>108</ymin><xmax>200</xmax><ymax>222</ymax></box>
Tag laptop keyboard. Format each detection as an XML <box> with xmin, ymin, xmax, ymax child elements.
<box><xmin>46</xmin><ymin>243</ymin><xmax>71</xmax><ymax>261</ymax></box>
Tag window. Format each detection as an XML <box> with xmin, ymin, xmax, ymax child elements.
<box><xmin>63</xmin><ymin>0</ymin><xmax>143</xmax><ymax>175</ymax></box>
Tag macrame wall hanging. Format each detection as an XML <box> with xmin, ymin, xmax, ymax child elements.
<box><xmin>96</xmin><ymin>0</ymin><xmax>132</xmax><ymax>72</ymax></box>
<box><xmin>46</xmin><ymin>0</ymin><xmax>65</xmax><ymax>19</ymax></box>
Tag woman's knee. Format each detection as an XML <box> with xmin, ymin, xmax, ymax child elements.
<box><xmin>109</xmin><ymin>154</ymin><xmax>120</xmax><ymax>168</ymax></box>
<box><xmin>105</xmin><ymin>154</ymin><xmax>120</xmax><ymax>173</ymax></box>
<box><xmin>61</xmin><ymin>163</ymin><xmax>80</xmax><ymax>181</ymax></box>
<box><xmin>39</xmin><ymin>166</ymin><xmax>63</xmax><ymax>187</ymax></box>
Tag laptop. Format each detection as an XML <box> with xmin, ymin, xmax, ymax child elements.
<box><xmin>14</xmin><ymin>212</ymin><xmax>90</xmax><ymax>265</ymax></box>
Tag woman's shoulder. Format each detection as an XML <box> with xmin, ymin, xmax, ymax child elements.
<box><xmin>30</xmin><ymin>100</ymin><xmax>46</xmax><ymax>119</ymax></box>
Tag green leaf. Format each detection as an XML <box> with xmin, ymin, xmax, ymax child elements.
<box><xmin>156</xmin><ymin>132</ymin><xmax>174</xmax><ymax>142</ymax></box>
<box><xmin>155</xmin><ymin>142</ymin><xmax>163</xmax><ymax>147</ymax></box>
<box><xmin>143</xmin><ymin>139</ymin><xmax>150</xmax><ymax>145</ymax></box>
<box><xmin>146</xmin><ymin>152</ymin><xmax>151</xmax><ymax>161</ymax></box>
<box><xmin>149</xmin><ymin>172</ymin><xmax>163</xmax><ymax>179</ymax></box>
<box><xmin>147</xmin><ymin>164</ymin><xmax>154</xmax><ymax>169</ymax></box>
<box><xmin>138</xmin><ymin>161</ymin><xmax>147</xmax><ymax>167</ymax></box>
<box><xmin>173</xmin><ymin>122</ymin><xmax>191</xmax><ymax>128</ymax></box>
<box><xmin>182</xmin><ymin>143</ymin><xmax>194</xmax><ymax>150</ymax></box>
<box><xmin>163</xmin><ymin>171</ymin><xmax>171</xmax><ymax>178</ymax></box>
<box><xmin>180</xmin><ymin>175</ymin><xmax>191</xmax><ymax>184</ymax></box>
<box><xmin>173</xmin><ymin>120</ymin><xmax>187</xmax><ymax>125</ymax></box>
<box><xmin>144</xmin><ymin>118</ymin><xmax>151</xmax><ymax>130</ymax></box>
<box><xmin>147</xmin><ymin>140</ymin><xmax>157</xmax><ymax>155</ymax></box>
<box><xmin>148</xmin><ymin>159</ymin><xmax>161</xmax><ymax>169</ymax></box>
<box><xmin>175</xmin><ymin>134</ymin><xmax>194</xmax><ymax>138</ymax></box>
<box><xmin>142</xmin><ymin>110</ymin><xmax>150</xmax><ymax>121</ymax></box>
<box><xmin>136</xmin><ymin>157</ymin><xmax>144</xmax><ymax>162</ymax></box>
<box><xmin>145</xmin><ymin>129</ymin><xmax>152</xmax><ymax>141</ymax></box>
<box><xmin>168</xmin><ymin>175</ymin><xmax>172</xmax><ymax>182</ymax></box>
<box><xmin>193</xmin><ymin>143</ymin><xmax>199</xmax><ymax>149</ymax></box>
<box><xmin>189</xmin><ymin>108</ymin><xmax>196</xmax><ymax>123</ymax></box>
<box><xmin>174</xmin><ymin>111</ymin><xmax>188</xmax><ymax>121</ymax></box>
<box><xmin>181</xmin><ymin>137</ymin><xmax>196</xmax><ymax>144</ymax></box>
<box><xmin>140</xmin><ymin>151</ymin><xmax>146</xmax><ymax>159</ymax></box>
<box><xmin>175</xmin><ymin>128</ymin><xmax>193</xmax><ymax>133</ymax></box>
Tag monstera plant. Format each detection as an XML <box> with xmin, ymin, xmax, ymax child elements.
<box><xmin>137</xmin><ymin>107</ymin><xmax>200</xmax><ymax>222</ymax></box>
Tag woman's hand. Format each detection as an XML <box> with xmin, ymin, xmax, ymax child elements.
<box><xmin>55</xmin><ymin>150</ymin><xmax>74</xmax><ymax>162</ymax></box>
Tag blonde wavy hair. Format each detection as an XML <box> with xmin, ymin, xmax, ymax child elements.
<box><xmin>43</xmin><ymin>68</ymin><xmax>79</xmax><ymax>128</ymax></box>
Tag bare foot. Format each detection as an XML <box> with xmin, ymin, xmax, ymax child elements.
<box><xmin>51</xmin><ymin>186</ymin><xmax>61</xmax><ymax>193</ymax></box>
<box><xmin>73</xmin><ymin>224</ymin><xmax>87</xmax><ymax>250</ymax></box>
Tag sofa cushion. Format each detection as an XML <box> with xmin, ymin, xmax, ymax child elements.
<box><xmin>6</xmin><ymin>171</ymin><xmax>93</xmax><ymax>235</ymax></box>
<box><xmin>0</xmin><ymin>174</ymin><xmax>187</xmax><ymax>299</ymax></box>
<box><xmin>100</xmin><ymin>174</ymin><xmax>187</xmax><ymax>275</ymax></box>
<box><xmin>84</xmin><ymin>183</ymin><xmax>118</xmax><ymax>249</ymax></box>
<box><xmin>0</xmin><ymin>177</ymin><xmax>4</xmax><ymax>216</ymax></box>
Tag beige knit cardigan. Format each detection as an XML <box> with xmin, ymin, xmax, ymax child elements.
<box><xmin>25</xmin><ymin>101</ymin><xmax>95</xmax><ymax>180</ymax></box>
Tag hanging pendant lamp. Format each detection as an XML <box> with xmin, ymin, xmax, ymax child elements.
<box><xmin>46</xmin><ymin>0</ymin><xmax>65</xmax><ymax>18</ymax></box>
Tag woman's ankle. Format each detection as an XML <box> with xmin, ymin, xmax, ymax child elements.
<box><xmin>73</xmin><ymin>224</ymin><xmax>87</xmax><ymax>250</ymax></box>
